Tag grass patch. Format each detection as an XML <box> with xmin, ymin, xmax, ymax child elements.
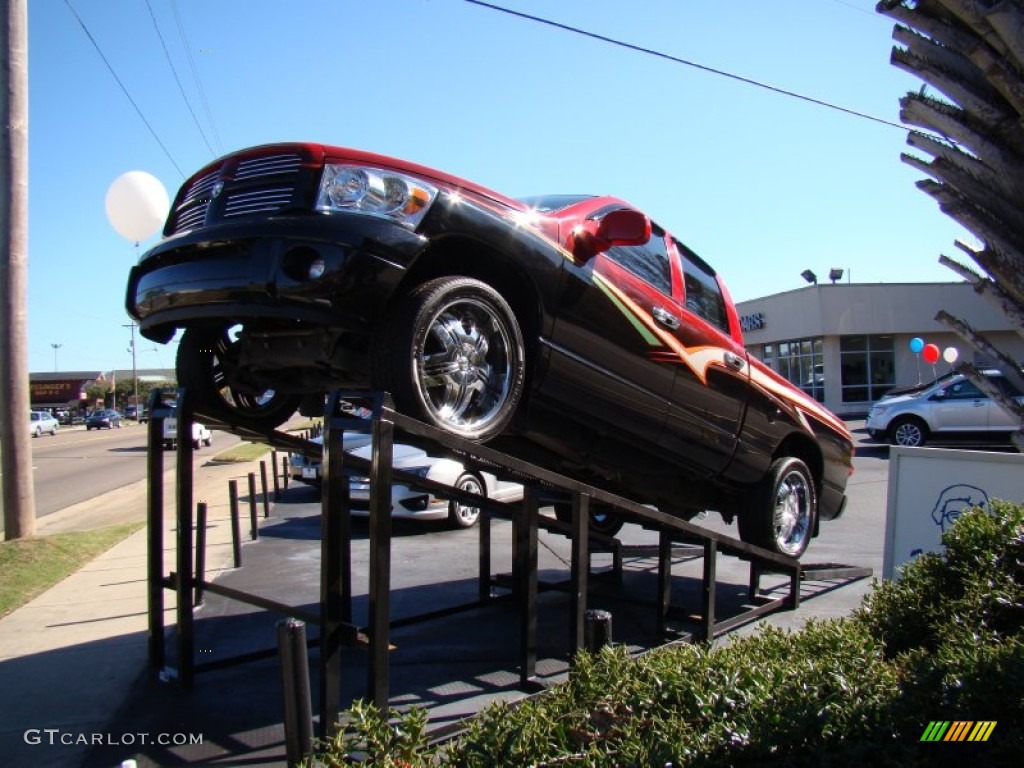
<box><xmin>0</xmin><ymin>522</ymin><xmax>144</xmax><ymax>618</ymax></box>
<box><xmin>211</xmin><ymin>441</ymin><xmax>271</xmax><ymax>463</ymax></box>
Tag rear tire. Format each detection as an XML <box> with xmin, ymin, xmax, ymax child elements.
<box><xmin>739</xmin><ymin>457</ymin><xmax>816</xmax><ymax>558</ymax></box>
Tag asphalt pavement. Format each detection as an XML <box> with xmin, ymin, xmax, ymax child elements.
<box><xmin>0</xmin><ymin>421</ymin><xmax>890</xmax><ymax>767</ymax></box>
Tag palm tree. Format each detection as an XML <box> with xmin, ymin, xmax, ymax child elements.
<box><xmin>878</xmin><ymin>0</ymin><xmax>1024</xmax><ymax>448</ymax></box>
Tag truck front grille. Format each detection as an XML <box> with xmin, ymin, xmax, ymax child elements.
<box><xmin>167</xmin><ymin>151</ymin><xmax>308</xmax><ymax>235</ymax></box>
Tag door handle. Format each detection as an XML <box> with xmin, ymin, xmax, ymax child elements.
<box><xmin>652</xmin><ymin>306</ymin><xmax>680</xmax><ymax>330</ymax></box>
<box><xmin>723</xmin><ymin>351</ymin><xmax>746</xmax><ymax>371</ymax></box>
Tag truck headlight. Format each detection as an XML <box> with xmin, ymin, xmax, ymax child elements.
<box><xmin>316</xmin><ymin>165</ymin><xmax>438</xmax><ymax>228</ymax></box>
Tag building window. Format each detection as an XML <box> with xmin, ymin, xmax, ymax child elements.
<box><xmin>840</xmin><ymin>335</ymin><xmax>894</xmax><ymax>402</ymax></box>
<box><xmin>776</xmin><ymin>338</ymin><xmax>824</xmax><ymax>402</ymax></box>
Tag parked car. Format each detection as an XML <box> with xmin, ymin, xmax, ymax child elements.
<box><xmin>866</xmin><ymin>369</ymin><xmax>1024</xmax><ymax>447</ymax></box>
<box><xmin>85</xmin><ymin>409</ymin><xmax>123</xmax><ymax>430</ymax></box>
<box><xmin>289</xmin><ymin>436</ymin><xmax>523</xmax><ymax>528</ymax></box>
<box><xmin>29</xmin><ymin>410</ymin><xmax>59</xmax><ymax>437</ymax></box>
<box><xmin>126</xmin><ymin>142</ymin><xmax>853</xmax><ymax>556</ymax></box>
<box><xmin>162</xmin><ymin>406</ymin><xmax>213</xmax><ymax>450</ymax></box>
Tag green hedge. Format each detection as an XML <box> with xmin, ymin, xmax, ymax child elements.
<box><xmin>308</xmin><ymin>501</ymin><xmax>1024</xmax><ymax>766</ymax></box>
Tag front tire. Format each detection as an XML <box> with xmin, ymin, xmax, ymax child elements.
<box><xmin>739</xmin><ymin>457</ymin><xmax>816</xmax><ymax>558</ymax></box>
<box><xmin>889</xmin><ymin>416</ymin><xmax>928</xmax><ymax>447</ymax></box>
<box><xmin>448</xmin><ymin>473</ymin><xmax>486</xmax><ymax>529</ymax></box>
<box><xmin>374</xmin><ymin>277</ymin><xmax>526</xmax><ymax>441</ymax></box>
<box><xmin>177</xmin><ymin>326</ymin><xmax>303</xmax><ymax>432</ymax></box>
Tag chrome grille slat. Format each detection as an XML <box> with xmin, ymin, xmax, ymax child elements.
<box><xmin>234</xmin><ymin>153</ymin><xmax>302</xmax><ymax>180</ymax></box>
<box><xmin>223</xmin><ymin>186</ymin><xmax>294</xmax><ymax>217</ymax></box>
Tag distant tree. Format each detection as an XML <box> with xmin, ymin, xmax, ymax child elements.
<box><xmin>878</xmin><ymin>0</ymin><xmax>1024</xmax><ymax>449</ymax></box>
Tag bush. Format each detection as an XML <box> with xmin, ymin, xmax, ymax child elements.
<box><xmin>309</xmin><ymin>501</ymin><xmax>1024</xmax><ymax>766</ymax></box>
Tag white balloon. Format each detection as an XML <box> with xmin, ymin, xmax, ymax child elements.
<box><xmin>105</xmin><ymin>171</ymin><xmax>170</xmax><ymax>242</ymax></box>
<box><xmin>943</xmin><ymin>346</ymin><xmax>959</xmax><ymax>364</ymax></box>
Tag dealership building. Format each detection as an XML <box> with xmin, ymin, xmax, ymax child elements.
<box><xmin>735</xmin><ymin>282</ymin><xmax>1024</xmax><ymax>418</ymax></box>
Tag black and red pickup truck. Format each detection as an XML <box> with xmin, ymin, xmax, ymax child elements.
<box><xmin>126</xmin><ymin>142</ymin><xmax>852</xmax><ymax>556</ymax></box>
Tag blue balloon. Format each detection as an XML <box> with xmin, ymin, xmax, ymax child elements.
<box><xmin>909</xmin><ymin>337</ymin><xmax>925</xmax><ymax>353</ymax></box>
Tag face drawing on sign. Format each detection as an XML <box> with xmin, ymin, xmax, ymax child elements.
<box><xmin>931</xmin><ymin>484</ymin><xmax>989</xmax><ymax>532</ymax></box>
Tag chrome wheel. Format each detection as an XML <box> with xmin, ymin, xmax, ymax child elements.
<box><xmin>380</xmin><ymin>277</ymin><xmax>525</xmax><ymax>441</ymax></box>
<box><xmin>770</xmin><ymin>468</ymin><xmax>814</xmax><ymax>556</ymax></box>
<box><xmin>739</xmin><ymin>456</ymin><xmax>816</xmax><ymax>558</ymax></box>
<box><xmin>449</xmin><ymin>473</ymin><xmax>485</xmax><ymax>528</ymax></box>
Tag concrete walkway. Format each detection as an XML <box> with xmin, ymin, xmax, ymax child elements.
<box><xmin>0</xmin><ymin>455</ymin><xmax>272</xmax><ymax>768</ymax></box>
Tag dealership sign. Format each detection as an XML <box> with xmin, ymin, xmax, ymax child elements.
<box><xmin>739</xmin><ymin>312</ymin><xmax>765</xmax><ymax>332</ymax></box>
<box><xmin>30</xmin><ymin>379</ymin><xmax>87</xmax><ymax>403</ymax></box>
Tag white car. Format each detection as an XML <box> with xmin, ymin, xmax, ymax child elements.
<box><xmin>162</xmin><ymin>407</ymin><xmax>213</xmax><ymax>450</ymax></box>
<box><xmin>289</xmin><ymin>437</ymin><xmax>523</xmax><ymax>528</ymax></box>
<box><xmin>30</xmin><ymin>410</ymin><xmax>59</xmax><ymax>437</ymax></box>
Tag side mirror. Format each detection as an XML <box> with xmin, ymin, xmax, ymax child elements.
<box><xmin>596</xmin><ymin>209</ymin><xmax>652</xmax><ymax>247</ymax></box>
<box><xmin>571</xmin><ymin>209</ymin><xmax>652</xmax><ymax>263</ymax></box>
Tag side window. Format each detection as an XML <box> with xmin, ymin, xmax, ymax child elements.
<box><xmin>604</xmin><ymin>222</ymin><xmax>673</xmax><ymax>296</ymax></box>
<box><xmin>674</xmin><ymin>239</ymin><xmax>729</xmax><ymax>334</ymax></box>
<box><xmin>946</xmin><ymin>380</ymin><xmax>984</xmax><ymax>399</ymax></box>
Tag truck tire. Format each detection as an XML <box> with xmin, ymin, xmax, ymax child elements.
<box><xmin>177</xmin><ymin>326</ymin><xmax>302</xmax><ymax>432</ymax></box>
<box><xmin>739</xmin><ymin>457</ymin><xmax>816</xmax><ymax>558</ymax></box>
<box><xmin>374</xmin><ymin>277</ymin><xmax>525</xmax><ymax>441</ymax></box>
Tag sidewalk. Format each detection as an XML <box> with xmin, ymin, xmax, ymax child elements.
<box><xmin>0</xmin><ymin>454</ymin><xmax>271</xmax><ymax>768</ymax></box>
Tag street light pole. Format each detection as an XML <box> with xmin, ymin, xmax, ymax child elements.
<box><xmin>50</xmin><ymin>342</ymin><xmax>62</xmax><ymax>372</ymax></box>
<box><xmin>124</xmin><ymin>323</ymin><xmax>138</xmax><ymax>418</ymax></box>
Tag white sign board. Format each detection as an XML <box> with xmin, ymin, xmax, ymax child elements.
<box><xmin>884</xmin><ymin>446</ymin><xmax>1024</xmax><ymax>580</ymax></box>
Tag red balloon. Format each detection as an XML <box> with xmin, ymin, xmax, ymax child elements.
<box><xmin>922</xmin><ymin>343</ymin><xmax>940</xmax><ymax>364</ymax></box>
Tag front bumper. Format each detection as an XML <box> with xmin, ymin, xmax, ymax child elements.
<box><xmin>126</xmin><ymin>213</ymin><xmax>429</xmax><ymax>342</ymax></box>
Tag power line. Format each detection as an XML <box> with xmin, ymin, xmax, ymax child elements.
<box><xmin>62</xmin><ymin>0</ymin><xmax>185</xmax><ymax>178</ymax></box>
<box><xmin>170</xmin><ymin>0</ymin><xmax>223</xmax><ymax>156</ymax></box>
<box><xmin>463</xmin><ymin>0</ymin><xmax>907</xmax><ymax>131</ymax></box>
<box><xmin>145</xmin><ymin>0</ymin><xmax>216</xmax><ymax>158</ymax></box>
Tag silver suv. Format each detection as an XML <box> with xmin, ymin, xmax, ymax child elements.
<box><xmin>866</xmin><ymin>369</ymin><xmax>1023</xmax><ymax>447</ymax></box>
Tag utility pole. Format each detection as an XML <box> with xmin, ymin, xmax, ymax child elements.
<box><xmin>124</xmin><ymin>323</ymin><xmax>138</xmax><ymax>415</ymax></box>
<box><xmin>50</xmin><ymin>341</ymin><xmax>61</xmax><ymax>372</ymax></box>
<box><xmin>1</xmin><ymin>0</ymin><xmax>35</xmax><ymax>539</ymax></box>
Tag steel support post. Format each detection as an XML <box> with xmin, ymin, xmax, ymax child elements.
<box><xmin>175</xmin><ymin>390</ymin><xmax>196</xmax><ymax>689</ymax></box>
<box><xmin>260</xmin><ymin>461</ymin><xmax>270</xmax><ymax>518</ymax></box>
<box><xmin>279</xmin><ymin>618</ymin><xmax>314</xmax><ymax>767</ymax></box>
<box><xmin>272</xmin><ymin>450</ymin><xmax>281</xmax><ymax>501</ymax></box>
<box><xmin>146</xmin><ymin>390</ymin><xmax>167</xmax><ymax>673</ymax></box>
<box><xmin>195</xmin><ymin>502</ymin><xmax>207</xmax><ymax>606</ymax></box>
<box><xmin>657</xmin><ymin>529</ymin><xmax>672</xmax><ymax>638</ymax></box>
<box><xmin>248</xmin><ymin>472</ymin><xmax>259</xmax><ymax>540</ymax></box>
<box><xmin>701</xmin><ymin>540</ymin><xmax>717</xmax><ymax>644</ymax></box>
<box><xmin>229</xmin><ymin>479</ymin><xmax>242</xmax><ymax>567</ymax></box>
<box><xmin>478</xmin><ymin>507</ymin><xmax>492</xmax><ymax>603</ymax></box>
<box><xmin>569</xmin><ymin>491</ymin><xmax>590</xmax><ymax>654</ymax></box>
<box><xmin>518</xmin><ymin>487</ymin><xmax>539</xmax><ymax>685</ymax></box>
<box><xmin>367</xmin><ymin>411</ymin><xmax>395</xmax><ymax>710</ymax></box>
<box><xmin>319</xmin><ymin>398</ymin><xmax>351</xmax><ymax>740</ymax></box>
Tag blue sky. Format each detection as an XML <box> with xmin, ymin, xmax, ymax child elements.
<box><xmin>27</xmin><ymin>0</ymin><xmax>968</xmax><ymax>375</ymax></box>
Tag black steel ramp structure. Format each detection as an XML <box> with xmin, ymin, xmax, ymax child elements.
<box><xmin>136</xmin><ymin>386</ymin><xmax>871</xmax><ymax>763</ymax></box>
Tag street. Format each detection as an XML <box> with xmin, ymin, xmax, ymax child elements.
<box><xmin>1</xmin><ymin>423</ymin><xmax>242</xmax><ymax>520</ymax></box>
